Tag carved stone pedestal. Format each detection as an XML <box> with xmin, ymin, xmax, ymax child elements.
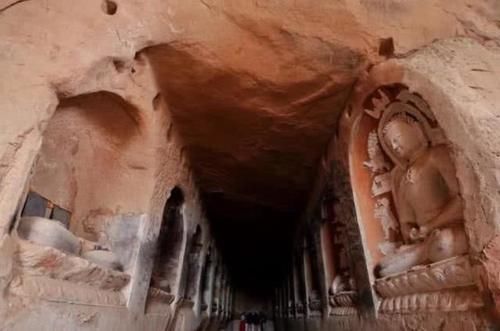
<box><xmin>330</xmin><ymin>290</ymin><xmax>357</xmax><ymax>307</ymax></box>
<box><xmin>15</xmin><ymin>239</ymin><xmax>130</xmax><ymax>290</ymax></box>
<box><xmin>375</xmin><ymin>255</ymin><xmax>475</xmax><ymax>297</ymax></box>
<box><xmin>374</xmin><ymin>255</ymin><xmax>483</xmax><ymax>313</ymax></box>
<box><xmin>145</xmin><ymin>288</ymin><xmax>175</xmax><ymax>315</ymax></box>
<box><xmin>308</xmin><ymin>298</ymin><xmax>322</xmax><ymax>317</ymax></box>
<box><xmin>148</xmin><ymin>287</ymin><xmax>175</xmax><ymax>304</ymax></box>
<box><xmin>9</xmin><ymin>275</ymin><xmax>126</xmax><ymax>306</ymax></box>
<box><xmin>177</xmin><ymin>298</ymin><xmax>195</xmax><ymax>309</ymax></box>
<box><xmin>330</xmin><ymin>306</ymin><xmax>358</xmax><ymax>316</ymax></box>
<box><xmin>378</xmin><ymin>287</ymin><xmax>483</xmax><ymax>314</ymax></box>
<box><xmin>295</xmin><ymin>302</ymin><xmax>305</xmax><ymax>318</ymax></box>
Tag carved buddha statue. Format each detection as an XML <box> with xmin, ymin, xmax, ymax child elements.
<box><xmin>329</xmin><ymin>273</ymin><xmax>357</xmax><ymax>307</ymax></box>
<box><xmin>375</xmin><ymin>111</ymin><xmax>468</xmax><ymax>277</ymax></box>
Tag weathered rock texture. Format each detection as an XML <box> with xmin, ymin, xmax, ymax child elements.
<box><xmin>1</xmin><ymin>0</ymin><xmax>500</xmax><ymax>330</ymax></box>
<box><xmin>288</xmin><ymin>37</ymin><xmax>500</xmax><ymax>330</ymax></box>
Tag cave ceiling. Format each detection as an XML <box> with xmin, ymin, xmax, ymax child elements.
<box><xmin>144</xmin><ymin>9</ymin><xmax>375</xmax><ymax>228</ymax></box>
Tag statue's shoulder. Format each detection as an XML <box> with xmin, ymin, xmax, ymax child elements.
<box><xmin>429</xmin><ymin>143</ymin><xmax>449</xmax><ymax>153</ymax></box>
<box><xmin>390</xmin><ymin>165</ymin><xmax>405</xmax><ymax>188</ymax></box>
<box><xmin>428</xmin><ymin>144</ymin><xmax>453</xmax><ymax>164</ymax></box>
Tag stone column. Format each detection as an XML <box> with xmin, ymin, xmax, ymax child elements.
<box><xmin>292</xmin><ymin>253</ymin><xmax>304</xmax><ymax>319</ymax></box>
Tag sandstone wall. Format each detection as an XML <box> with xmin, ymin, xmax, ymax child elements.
<box><xmin>1</xmin><ymin>1</ymin><xmax>500</xmax><ymax>331</ymax></box>
<box><xmin>0</xmin><ymin>37</ymin><xmax>215</xmax><ymax>331</ymax></box>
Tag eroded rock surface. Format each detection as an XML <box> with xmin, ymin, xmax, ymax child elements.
<box><xmin>1</xmin><ymin>1</ymin><xmax>500</xmax><ymax>330</ymax></box>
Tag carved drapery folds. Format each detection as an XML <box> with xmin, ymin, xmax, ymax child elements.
<box><xmin>355</xmin><ymin>85</ymin><xmax>481</xmax><ymax>313</ymax></box>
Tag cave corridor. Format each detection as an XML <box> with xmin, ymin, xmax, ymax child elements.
<box><xmin>1</xmin><ymin>1</ymin><xmax>500</xmax><ymax>331</ymax></box>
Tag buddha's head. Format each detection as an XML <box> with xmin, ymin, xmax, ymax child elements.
<box><xmin>382</xmin><ymin>113</ymin><xmax>428</xmax><ymax>163</ymax></box>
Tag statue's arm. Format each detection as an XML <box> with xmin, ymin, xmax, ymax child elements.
<box><xmin>433</xmin><ymin>145</ymin><xmax>460</xmax><ymax>195</ymax></box>
<box><xmin>422</xmin><ymin>147</ymin><xmax>463</xmax><ymax>233</ymax></box>
<box><xmin>392</xmin><ymin>169</ymin><xmax>415</xmax><ymax>243</ymax></box>
<box><xmin>424</xmin><ymin>197</ymin><xmax>462</xmax><ymax>233</ymax></box>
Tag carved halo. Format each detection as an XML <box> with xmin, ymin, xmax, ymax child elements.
<box><xmin>377</xmin><ymin>101</ymin><xmax>435</xmax><ymax>168</ymax></box>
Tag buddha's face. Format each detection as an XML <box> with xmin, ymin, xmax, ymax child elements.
<box><xmin>383</xmin><ymin>118</ymin><xmax>427</xmax><ymax>161</ymax></box>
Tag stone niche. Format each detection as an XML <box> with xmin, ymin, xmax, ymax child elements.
<box><xmin>28</xmin><ymin>91</ymin><xmax>153</xmax><ymax>242</ymax></box>
<box><xmin>9</xmin><ymin>91</ymin><xmax>157</xmax><ymax>308</ymax></box>
<box><xmin>321</xmin><ymin>180</ymin><xmax>359</xmax><ymax>316</ymax></box>
<box><xmin>302</xmin><ymin>157</ymin><xmax>374</xmax><ymax>319</ymax></box>
<box><xmin>150</xmin><ymin>186</ymin><xmax>185</xmax><ymax>304</ymax></box>
<box><xmin>348</xmin><ymin>83</ymin><xmax>484</xmax><ymax>315</ymax></box>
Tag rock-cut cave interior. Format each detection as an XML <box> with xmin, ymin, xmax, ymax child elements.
<box><xmin>1</xmin><ymin>1</ymin><xmax>500</xmax><ymax>330</ymax></box>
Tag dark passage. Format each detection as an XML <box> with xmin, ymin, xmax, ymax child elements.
<box><xmin>205</xmin><ymin>192</ymin><xmax>297</xmax><ymax>296</ymax></box>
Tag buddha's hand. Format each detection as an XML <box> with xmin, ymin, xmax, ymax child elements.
<box><xmin>409</xmin><ymin>226</ymin><xmax>430</xmax><ymax>240</ymax></box>
<box><xmin>409</xmin><ymin>227</ymin><xmax>420</xmax><ymax>240</ymax></box>
<box><xmin>418</xmin><ymin>225</ymin><xmax>430</xmax><ymax>237</ymax></box>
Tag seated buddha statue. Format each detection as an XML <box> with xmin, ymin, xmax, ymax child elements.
<box><xmin>375</xmin><ymin>111</ymin><xmax>468</xmax><ymax>277</ymax></box>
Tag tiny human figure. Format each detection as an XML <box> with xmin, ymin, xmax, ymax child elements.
<box><xmin>239</xmin><ymin>313</ymin><xmax>246</xmax><ymax>331</ymax></box>
<box><xmin>375</xmin><ymin>112</ymin><xmax>468</xmax><ymax>277</ymax></box>
<box><xmin>258</xmin><ymin>312</ymin><xmax>266</xmax><ymax>331</ymax></box>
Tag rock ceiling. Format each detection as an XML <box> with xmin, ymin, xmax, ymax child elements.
<box><xmin>146</xmin><ymin>41</ymin><xmax>366</xmax><ymax>221</ymax></box>
<box><xmin>141</xmin><ymin>0</ymin><xmax>499</xmax><ymax>223</ymax></box>
<box><xmin>139</xmin><ymin>0</ymin><xmax>500</xmax><ymax>288</ymax></box>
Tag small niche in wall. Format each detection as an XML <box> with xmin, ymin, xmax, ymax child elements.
<box><xmin>184</xmin><ymin>224</ymin><xmax>203</xmax><ymax>301</ymax></box>
<box><xmin>21</xmin><ymin>191</ymin><xmax>71</xmax><ymax>228</ymax></box>
<box><xmin>151</xmin><ymin>186</ymin><xmax>185</xmax><ymax>297</ymax></box>
<box><xmin>200</xmin><ymin>245</ymin><xmax>212</xmax><ymax>311</ymax></box>
<box><xmin>28</xmin><ymin>91</ymin><xmax>144</xmax><ymax>239</ymax></box>
<box><xmin>8</xmin><ymin>91</ymin><xmax>151</xmax><ymax>307</ymax></box>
